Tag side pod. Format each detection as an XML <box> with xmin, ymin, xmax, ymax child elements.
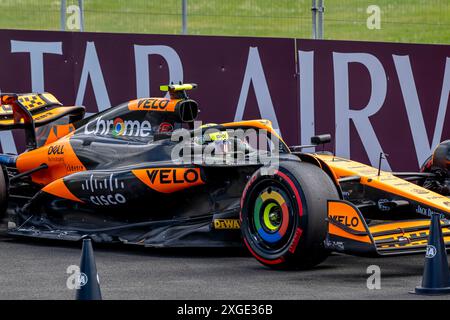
<box><xmin>325</xmin><ymin>200</ymin><xmax>450</xmax><ymax>256</ymax></box>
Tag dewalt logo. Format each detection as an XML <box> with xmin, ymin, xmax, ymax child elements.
<box><xmin>214</xmin><ymin>219</ymin><xmax>241</xmax><ymax>230</ymax></box>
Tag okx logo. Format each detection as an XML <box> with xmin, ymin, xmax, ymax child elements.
<box><xmin>133</xmin><ymin>167</ymin><xmax>205</xmax><ymax>193</ymax></box>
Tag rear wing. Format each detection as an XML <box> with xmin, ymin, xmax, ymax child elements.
<box><xmin>0</xmin><ymin>93</ymin><xmax>85</xmax><ymax>149</ymax></box>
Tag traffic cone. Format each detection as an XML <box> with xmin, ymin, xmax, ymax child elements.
<box><xmin>414</xmin><ymin>213</ymin><xmax>450</xmax><ymax>295</ymax></box>
<box><xmin>75</xmin><ymin>238</ymin><xmax>102</xmax><ymax>300</ymax></box>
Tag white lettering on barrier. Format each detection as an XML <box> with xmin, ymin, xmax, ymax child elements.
<box><xmin>333</xmin><ymin>52</ymin><xmax>390</xmax><ymax>170</ymax></box>
<box><xmin>10</xmin><ymin>40</ymin><xmax>62</xmax><ymax>92</ymax></box>
<box><xmin>6</xmin><ymin>40</ymin><xmax>63</xmax><ymax>154</ymax></box>
<box><xmin>298</xmin><ymin>50</ymin><xmax>315</xmax><ymax>152</ymax></box>
<box><xmin>134</xmin><ymin>45</ymin><xmax>183</xmax><ymax>99</ymax></box>
<box><xmin>76</xmin><ymin>42</ymin><xmax>111</xmax><ymax>112</ymax></box>
<box><xmin>394</xmin><ymin>55</ymin><xmax>450</xmax><ymax>167</ymax></box>
<box><xmin>234</xmin><ymin>47</ymin><xmax>281</xmax><ymax>136</ymax></box>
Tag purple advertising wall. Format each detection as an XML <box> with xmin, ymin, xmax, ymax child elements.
<box><xmin>0</xmin><ymin>29</ymin><xmax>449</xmax><ymax>171</ymax></box>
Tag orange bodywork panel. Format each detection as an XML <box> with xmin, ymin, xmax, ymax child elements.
<box><xmin>328</xmin><ymin>201</ymin><xmax>372</xmax><ymax>244</ymax></box>
<box><xmin>369</xmin><ymin>220</ymin><xmax>437</xmax><ymax>233</ymax></box>
<box><xmin>369</xmin><ymin>220</ymin><xmax>450</xmax><ymax>250</ymax></box>
<box><xmin>327</xmin><ymin>200</ymin><xmax>450</xmax><ymax>255</ymax></box>
<box><xmin>221</xmin><ymin>119</ymin><xmax>277</xmax><ymax>137</ymax></box>
<box><xmin>16</xmin><ymin>134</ymin><xmax>86</xmax><ymax>185</ymax></box>
<box><xmin>220</xmin><ymin>119</ymin><xmax>289</xmax><ymax>151</ymax></box>
<box><xmin>132</xmin><ymin>167</ymin><xmax>204</xmax><ymax>193</ymax></box>
<box><xmin>41</xmin><ymin>178</ymin><xmax>83</xmax><ymax>203</ymax></box>
<box><xmin>128</xmin><ymin>98</ymin><xmax>180</xmax><ymax>112</ymax></box>
<box><xmin>37</xmin><ymin>123</ymin><xmax>76</xmax><ymax>146</ymax></box>
<box><xmin>315</xmin><ymin>154</ymin><xmax>450</xmax><ymax>215</ymax></box>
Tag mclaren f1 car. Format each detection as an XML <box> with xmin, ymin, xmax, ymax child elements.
<box><xmin>0</xmin><ymin>83</ymin><xmax>449</xmax><ymax>270</ymax></box>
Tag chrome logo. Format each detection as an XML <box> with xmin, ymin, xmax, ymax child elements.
<box><xmin>84</xmin><ymin>116</ymin><xmax>152</xmax><ymax>137</ymax></box>
<box><xmin>112</xmin><ymin>118</ymin><xmax>125</xmax><ymax>136</ymax></box>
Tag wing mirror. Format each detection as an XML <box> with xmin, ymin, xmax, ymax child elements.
<box><xmin>311</xmin><ymin>134</ymin><xmax>331</xmax><ymax>145</ymax></box>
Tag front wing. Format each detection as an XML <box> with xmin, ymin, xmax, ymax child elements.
<box><xmin>326</xmin><ymin>200</ymin><xmax>450</xmax><ymax>255</ymax></box>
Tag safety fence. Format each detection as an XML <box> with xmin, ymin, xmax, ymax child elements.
<box><xmin>0</xmin><ymin>1</ymin><xmax>448</xmax><ymax>44</ymax></box>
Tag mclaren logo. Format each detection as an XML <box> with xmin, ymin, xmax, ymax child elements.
<box><xmin>132</xmin><ymin>167</ymin><xmax>205</xmax><ymax>193</ymax></box>
<box><xmin>214</xmin><ymin>219</ymin><xmax>241</xmax><ymax>229</ymax></box>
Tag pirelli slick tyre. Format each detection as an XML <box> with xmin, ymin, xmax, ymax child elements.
<box><xmin>240</xmin><ymin>161</ymin><xmax>339</xmax><ymax>270</ymax></box>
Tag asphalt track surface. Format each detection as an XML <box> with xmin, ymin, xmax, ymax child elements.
<box><xmin>0</xmin><ymin>224</ymin><xmax>448</xmax><ymax>300</ymax></box>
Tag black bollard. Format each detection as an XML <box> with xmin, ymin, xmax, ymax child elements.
<box><xmin>75</xmin><ymin>238</ymin><xmax>102</xmax><ymax>300</ymax></box>
<box><xmin>414</xmin><ymin>213</ymin><xmax>450</xmax><ymax>295</ymax></box>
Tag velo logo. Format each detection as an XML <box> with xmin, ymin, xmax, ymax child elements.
<box><xmin>133</xmin><ymin>167</ymin><xmax>205</xmax><ymax>193</ymax></box>
<box><xmin>136</xmin><ymin>98</ymin><xmax>170</xmax><ymax>110</ymax></box>
<box><xmin>146</xmin><ymin>168</ymin><xmax>200</xmax><ymax>184</ymax></box>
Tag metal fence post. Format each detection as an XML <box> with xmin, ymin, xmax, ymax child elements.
<box><xmin>182</xmin><ymin>0</ymin><xmax>188</xmax><ymax>34</ymax></box>
<box><xmin>60</xmin><ymin>0</ymin><xmax>66</xmax><ymax>31</ymax></box>
<box><xmin>318</xmin><ymin>0</ymin><xmax>324</xmax><ymax>39</ymax></box>
<box><xmin>311</xmin><ymin>0</ymin><xmax>317</xmax><ymax>39</ymax></box>
<box><xmin>78</xmin><ymin>0</ymin><xmax>85</xmax><ymax>32</ymax></box>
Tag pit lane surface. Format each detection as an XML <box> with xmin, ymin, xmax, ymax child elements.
<box><xmin>0</xmin><ymin>226</ymin><xmax>448</xmax><ymax>300</ymax></box>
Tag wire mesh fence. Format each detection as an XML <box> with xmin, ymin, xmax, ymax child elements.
<box><xmin>81</xmin><ymin>0</ymin><xmax>312</xmax><ymax>38</ymax></box>
<box><xmin>0</xmin><ymin>0</ymin><xmax>448</xmax><ymax>44</ymax></box>
<box><xmin>325</xmin><ymin>0</ymin><xmax>450</xmax><ymax>44</ymax></box>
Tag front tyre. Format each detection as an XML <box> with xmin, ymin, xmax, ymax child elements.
<box><xmin>240</xmin><ymin>161</ymin><xmax>339</xmax><ymax>270</ymax></box>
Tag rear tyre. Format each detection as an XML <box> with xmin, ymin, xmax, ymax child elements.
<box><xmin>240</xmin><ymin>161</ymin><xmax>339</xmax><ymax>270</ymax></box>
